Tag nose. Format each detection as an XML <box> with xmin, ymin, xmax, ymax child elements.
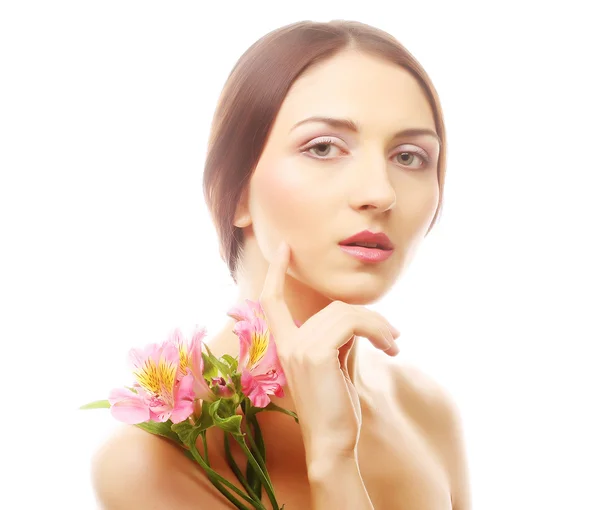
<box><xmin>348</xmin><ymin>155</ymin><xmax>396</xmax><ymax>213</ymax></box>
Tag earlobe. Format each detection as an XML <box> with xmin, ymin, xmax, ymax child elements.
<box><xmin>233</xmin><ymin>188</ymin><xmax>252</xmax><ymax>228</ymax></box>
<box><xmin>233</xmin><ymin>214</ymin><xmax>251</xmax><ymax>228</ymax></box>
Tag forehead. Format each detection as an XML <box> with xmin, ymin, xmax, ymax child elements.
<box><xmin>275</xmin><ymin>50</ymin><xmax>435</xmax><ymax>133</ymax></box>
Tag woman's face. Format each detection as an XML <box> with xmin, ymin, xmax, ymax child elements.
<box><xmin>237</xmin><ymin>50</ymin><xmax>441</xmax><ymax>303</ymax></box>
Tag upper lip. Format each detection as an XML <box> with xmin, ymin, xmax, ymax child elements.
<box><xmin>339</xmin><ymin>229</ymin><xmax>394</xmax><ymax>250</ymax></box>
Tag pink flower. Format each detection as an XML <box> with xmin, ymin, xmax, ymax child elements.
<box><xmin>168</xmin><ymin>326</ymin><xmax>213</xmax><ymax>402</ymax></box>
<box><xmin>108</xmin><ymin>326</ymin><xmax>215</xmax><ymax>425</ymax></box>
<box><xmin>109</xmin><ymin>340</ymin><xmax>196</xmax><ymax>424</ymax></box>
<box><xmin>227</xmin><ymin>299</ymin><xmax>267</xmax><ymax>325</ymax></box>
<box><xmin>211</xmin><ymin>376</ymin><xmax>235</xmax><ymax>398</ymax></box>
<box><xmin>227</xmin><ymin>299</ymin><xmax>300</xmax><ymax>408</ymax></box>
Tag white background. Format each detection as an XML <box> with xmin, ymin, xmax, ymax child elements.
<box><xmin>1</xmin><ymin>1</ymin><xmax>599</xmax><ymax>509</ymax></box>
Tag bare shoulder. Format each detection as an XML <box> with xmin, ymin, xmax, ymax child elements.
<box><xmin>391</xmin><ymin>362</ymin><xmax>454</xmax><ymax>418</ymax></box>
<box><xmin>91</xmin><ymin>424</ymin><xmax>227</xmax><ymax>509</ymax></box>
<box><xmin>389</xmin><ymin>362</ymin><xmax>472</xmax><ymax>510</ymax></box>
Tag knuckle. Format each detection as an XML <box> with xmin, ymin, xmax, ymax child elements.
<box><xmin>276</xmin><ymin>339</ymin><xmax>296</xmax><ymax>364</ymax></box>
<box><xmin>282</xmin><ymin>347</ymin><xmax>303</xmax><ymax>366</ymax></box>
<box><xmin>330</xmin><ymin>300</ymin><xmax>348</xmax><ymax>312</ymax></box>
<box><xmin>277</xmin><ymin>347</ymin><xmax>291</xmax><ymax>363</ymax></box>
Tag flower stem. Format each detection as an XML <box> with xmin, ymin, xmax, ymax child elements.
<box><xmin>246</xmin><ymin>415</ymin><xmax>269</xmax><ymax>479</ymax></box>
<box><xmin>234</xmin><ymin>436</ymin><xmax>280</xmax><ymax>510</ymax></box>
<box><xmin>245</xmin><ymin>418</ymin><xmax>263</xmax><ymax>499</ymax></box>
<box><xmin>224</xmin><ymin>431</ymin><xmax>266</xmax><ymax>509</ymax></box>
<box><xmin>200</xmin><ymin>430</ymin><xmax>210</xmax><ymax>467</ymax></box>
<box><xmin>243</xmin><ymin>401</ymin><xmax>273</xmax><ymax>496</ymax></box>
<box><xmin>188</xmin><ymin>441</ymin><xmax>255</xmax><ymax>510</ymax></box>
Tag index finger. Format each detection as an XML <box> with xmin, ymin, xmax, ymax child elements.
<box><xmin>259</xmin><ymin>240</ymin><xmax>297</xmax><ymax>340</ymax></box>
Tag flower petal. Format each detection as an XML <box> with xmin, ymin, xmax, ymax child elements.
<box><xmin>233</xmin><ymin>320</ymin><xmax>255</xmax><ymax>367</ymax></box>
<box><xmin>252</xmin><ymin>370</ymin><xmax>285</xmax><ymax>395</ymax></box>
<box><xmin>255</xmin><ymin>331</ymin><xmax>280</xmax><ymax>371</ymax></box>
<box><xmin>108</xmin><ymin>387</ymin><xmax>137</xmax><ymax>405</ymax></box>
<box><xmin>108</xmin><ymin>388</ymin><xmax>150</xmax><ymax>424</ymax></box>
<box><xmin>226</xmin><ymin>299</ymin><xmax>256</xmax><ymax>322</ymax></box>
<box><xmin>240</xmin><ymin>368</ymin><xmax>284</xmax><ymax>408</ymax></box>
<box><xmin>127</xmin><ymin>343</ymin><xmax>162</xmax><ymax>372</ymax></box>
<box><xmin>250</xmin><ymin>389</ymin><xmax>271</xmax><ymax>408</ymax></box>
<box><xmin>156</xmin><ymin>342</ymin><xmax>180</xmax><ymax>406</ymax></box>
<box><xmin>170</xmin><ymin>373</ymin><xmax>196</xmax><ymax>423</ymax></box>
<box><xmin>190</xmin><ymin>326</ymin><xmax>207</xmax><ymax>379</ymax></box>
<box><xmin>160</xmin><ymin>340</ymin><xmax>181</xmax><ymax>368</ymax></box>
<box><xmin>193</xmin><ymin>375</ymin><xmax>214</xmax><ymax>402</ymax></box>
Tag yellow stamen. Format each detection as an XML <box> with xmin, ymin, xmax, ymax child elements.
<box><xmin>248</xmin><ymin>331</ymin><xmax>269</xmax><ymax>370</ymax></box>
<box><xmin>177</xmin><ymin>341</ymin><xmax>191</xmax><ymax>373</ymax></box>
<box><xmin>134</xmin><ymin>357</ymin><xmax>176</xmax><ymax>396</ymax></box>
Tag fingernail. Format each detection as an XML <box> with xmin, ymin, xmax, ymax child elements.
<box><xmin>391</xmin><ymin>326</ymin><xmax>400</xmax><ymax>338</ymax></box>
<box><xmin>387</xmin><ymin>342</ymin><xmax>400</xmax><ymax>356</ymax></box>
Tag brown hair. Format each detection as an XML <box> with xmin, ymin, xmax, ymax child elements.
<box><xmin>202</xmin><ymin>20</ymin><xmax>447</xmax><ymax>284</ymax></box>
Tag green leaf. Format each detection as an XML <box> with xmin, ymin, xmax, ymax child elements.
<box><xmin>79</xmin><ymin>399</ymin><xmax>111</xmax><ymax>410</ymax></box>
<box><xmin>222</xmin><ymin>354</ymin><xmax>239</xmax><ymax>372</ymax></box>
<box><xmin>209</xmin><ymin>400</ymin><xmax>243</xmax><ymax>436</ymax></box>
<box><xmin>171</xmin><ymin>420</ymin><xmax>198</xmax><ymax>446</ymax></box>
<box><xmin>231</xmin><ymin>372</ymin><xmax>243</xmax><ymax>394</ymax></box>
<box><xmin>218</xmin><ymin>397</ymin><xmax>237</xmax><ymax>416</ymax></box>
<box><xmin>204</xmin><ymin>344</ymin><xmax>232</xmax><ymax>376</ymax></box>
<box><xmin>230</xmin><ymin>392</ymin><xmax>241</xmax><ymax>408</ymax></box>
<box><xmin>135</xmin><ymin>420</ymin><xmax>183</xmax><ymax>445</ymax></box>
<box><xmin>262</xmin><ymin>402</ymin><xmax>299</xmax><ymax>423</ymax></box>
<box><xmin>197</xmin><ymin>400</ymin><xmax>215</xmax><ymax>431</ymax></box>
<box><xmin>202</xmin><ymin>353</ymin><xmax>219</xmax><ymax>380</ymax></box>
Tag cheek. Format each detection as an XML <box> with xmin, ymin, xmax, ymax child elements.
<box><xmin>251</xmin><ymin>162</ymin><xmax>318</xmax><ymax>242</ymax></box>
<box><xmin>399</xmin><ymin>179</ymin><xmax>440</xmax><ymax>234</ymax></box>
<box><xmin>256</xmin><ymin>166</ymin><xmax>302</xmax><ymax>218</ymax></box>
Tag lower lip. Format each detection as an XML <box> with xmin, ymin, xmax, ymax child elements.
<box><xmin>339</xmin><ymin>245</ymin><xmax>394</xmax><ymax>262</ymax></box>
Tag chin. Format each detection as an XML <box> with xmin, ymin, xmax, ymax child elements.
<box><xmin>288</xmin><ymin>248</ymin><xmax>401</xmax><ymax>304</ymax></box>
<box><xmin>323</xmin><ymin>277</ymin><xmax>396</xmax><ymax>305</ymax></box>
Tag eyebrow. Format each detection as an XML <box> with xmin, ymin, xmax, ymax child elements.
<box><xmin>290</xmin><ymin>116</ymin><xmax>441</xmax><ymax>146</ymax></box>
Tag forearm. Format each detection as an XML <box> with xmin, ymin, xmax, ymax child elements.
<box><xmin>307</xmin><ymin>454</ymin><xmax>374</xmax><ymax>510</ymax></box>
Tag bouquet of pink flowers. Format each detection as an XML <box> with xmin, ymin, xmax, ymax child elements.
<box><xmin>80</xmin><ymin>300</ymin><xmax>299</xmax><ymax>510</ymax></box>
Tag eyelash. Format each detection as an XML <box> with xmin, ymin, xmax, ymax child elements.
<box><xmin>301</xmin><ymin>137</ymin><xmax>431</xmax><ymax>169</ymax></box>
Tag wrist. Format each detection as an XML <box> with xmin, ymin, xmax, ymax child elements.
<box><xmin>307</xmin><ymin>453</ymin><xmax>374</xmax><ymax>510</ymax></box>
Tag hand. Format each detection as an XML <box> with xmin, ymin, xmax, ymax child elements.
<box><xmin>259</xmin><ymin>241</ymin><xmax>401</xmax><ymax>460</ymax></box>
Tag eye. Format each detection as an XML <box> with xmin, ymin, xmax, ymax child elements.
<box><xmin>302</xmin><ymin>138</ymin><xmax>431</xmax><ymax>170</ymax></box>
<box><xmin>302</xmin><ymin>137</ymin><xmax>342</xmax><ymax>158</ymax></box>
<box><xmin>392</xmin><ymin>147</ymin><xmax>430</xmax><ymax>169</ymax></box>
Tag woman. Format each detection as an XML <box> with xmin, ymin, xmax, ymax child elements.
<box><xmin>92</xmin><ymin>19</ymin><xmax>471</xmax><ymax>509</ymax></box>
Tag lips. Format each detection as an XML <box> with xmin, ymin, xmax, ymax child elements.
<box><xmin>339</xmin><ymin>229</ymin><xmax>394</xmax><ymax>250</ymax></box>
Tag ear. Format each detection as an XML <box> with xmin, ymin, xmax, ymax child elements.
<box><xmin>233</xmin><ymin>186</ymin><xmax>251</xmax><ymax>228</ymax></box>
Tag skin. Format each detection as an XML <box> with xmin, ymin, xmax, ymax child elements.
<box><xmin>202</xmin><ymin>50</ymin><xmax>454</xmax><ymax>506</ymax></box>
<box><xmin>92</xmin><ymin>49</ymin><xmax>471</xmax><ymax>509</ymax></box>
<box><xmin>224</xmin><ymin>47</ymin><xmax>440</xmax><ymax>421</ymax></box>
